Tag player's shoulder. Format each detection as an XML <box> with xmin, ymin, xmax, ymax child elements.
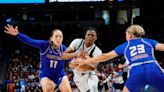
<box><xmin>142</xmin><ymin>38</ymin><xmax>154</xmax><ymax>41</ymax></box>
<box><xmin>61</xmin><ymin>44</ymin><xmax>67</xmax><ymax>50</ymax></box>
<box><xmin>114</xmin><ymin>42</ymin><xmax>128</xmax><ymax>51</ymax></box>
<box><xmin>119</xmin><ymin>41</ymin><xmax>128</xmax><ymax>47</ymax></box>
<box><xmin>71</xmin><ymin>38</ymin><xmax>84</xmax><ymax>46</ymax></box>
<box><xmin>142</xmin><ymin>38</ymin><xmax>157</xmax><ymax>43</ymax></box>
<box><xmin>72</xmin><ymin>38</ymin><xmax>83</xmax><ymax>42</ymax></box>
<box><xmin>95</xmin><ymin>45</ymin><xmax>101</xmax><ymax>50</ymax></box>
<box><xmin>94</xmin><ymin>45</ymin><xmax>102</xmax><ymax>53</ymax></box>
<box><xmin>42</xmin><ymin>40</ymin><xmax>50</xmax><ymax>46</ymax></box>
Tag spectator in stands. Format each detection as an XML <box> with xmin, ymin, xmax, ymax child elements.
<box><xmin>76</xmin><ymin>24</ymin><xmax>164</xmax><ymax>92</ymax></box>
<box><xmin>4</xmin><ymin>24</ymin><xmax>72</xmax><ymax>92</ymax></box>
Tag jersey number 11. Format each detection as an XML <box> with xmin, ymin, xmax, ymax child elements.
<box><xmin>50</xmin><ymin>60</ymin><xmax>58</xmax><ymax>68</ymax></box>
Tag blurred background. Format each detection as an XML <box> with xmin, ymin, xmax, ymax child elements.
<box><xmin>0</xmin><ymin>0</ymin><xmax>164</xmax><ymax>92</ymax></box>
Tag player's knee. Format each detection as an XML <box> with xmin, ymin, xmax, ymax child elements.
<box><xmin>59</xmin><ymin>83</ymin><xmax>72</xmax><ymax>92</ymax></box>
<box><xmin>44</xmin><ymin>83</ymin><xmax>55</xmax><ymax>92</ymax></box>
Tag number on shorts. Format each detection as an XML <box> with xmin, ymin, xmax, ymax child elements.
<box><xmin>129</xmin><ymin>44</ymin><xmax>145</xmax><ymax>57</ymax></box>
<box><xmin>50</xmin><ymin>60</ymin><xmax>58</xmax><ymax>68</ymax></box>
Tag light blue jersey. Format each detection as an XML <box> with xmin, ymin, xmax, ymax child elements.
<box><xmin>16</xmin><ymin>33</ymin><xmax>67</xmax><ymax>86</ymax></box>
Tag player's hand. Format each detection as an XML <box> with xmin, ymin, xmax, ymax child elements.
<box><xmin>118</xmin><ymin>63</ymin><xmax>128</xmax><ymax>69</ymax></box>
<box><xmin>74</xmin><ymin>52</ymin><xmax>81</xmax><ymax>58</ymax></box>
<box><xmin>4</xmin><ymin>24</ymin><xmax>19</xmax><ymax>36</ymax></box>
<box><xmin>76</xmin><ymin>59</ymin><xmax>88</xmax><ymax>67</ymax></box>
<box><xmin>70</xmin><ymin>58</ymin><xmax>82</xmax><ymax>64</ymax></box>
<box><xmin>118</xmin><ymin>64</ymin><xmax>125</xmax><ymax>68</ymax></box>
<box><xmin>74</xmin><ymin>51</ymin><xmax>88</xmax><ymax>58</ymax></box>
<box><xmin>69</xmin><ymin>62</ymin><xmax>78</xmax><ymax>68</ymax></box>
<box><xmin>80</xmin><ymin>51</ymin><xmax>88</xmax><ymax>57</ymax></box>
<box><xmin>83</xmin><ymin>55</ymin><xmax>90</xmax><ymax>60</ymax></box>
<box><xmin>118</xmin><ymin>64</ymin><xmax>123</xmax><ymax>69</ymax></box>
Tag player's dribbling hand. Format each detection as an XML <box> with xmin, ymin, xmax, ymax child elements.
<box><xmin>4</xmin><ymin>24</ymin><xmax>19</xmax><ymax>36</ymax></box>
<box><xmin>71</xmin><ymin>58</ymin><xmax>82</xmax><ymax>64</ymax></box>
<box><xmin>76</xmin><ymin>59</ymin><xmax>88</xmax><ymax>68</ymax></box>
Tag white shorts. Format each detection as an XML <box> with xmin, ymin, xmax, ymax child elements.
<box><xmin>73</xmin><ymin>70</ymin><xmax>98</xmax><ymax>92</ymax></box>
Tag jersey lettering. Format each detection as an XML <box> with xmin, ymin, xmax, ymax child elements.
<box><xmin>50</xmin><ymin>60</ymin><xmax>58</xmax><ymax>68</ymax></box>
<box><xmin>129</xmin><ymin>44</ymin><xmax>145</xmax><ymax>57</ymax></box>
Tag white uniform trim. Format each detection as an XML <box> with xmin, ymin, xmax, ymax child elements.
<box><xmin>129</xmin><ymin>60</ymin><xmax>154</xmax><ymax>70</ymax></box>
<box><xmin>127</xmin><ymin>60</ymin><xmax>154</xmax><ymax>78</ymax></box>
<box><xmin>124</xmin><ymin>41</ymin><xmax>130</xmax><ymax>65</ymax></box>
<box><xmin>141</xmin><ymin>38</ymin><xmax>155</xmax><ymax>60</ymax></box>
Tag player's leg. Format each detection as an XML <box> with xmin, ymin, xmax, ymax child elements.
<box><xmin>150</xmin><ymin>75</ymin><xmax>164</xmax><ymax>92</ymax></box>
<box><xmin>147</xmin><ymin>63</ymin><xmax>164</xmax><ymax>92</ymax></box>
<box><xmin>124</xmin><ymin>77</ymin><xmax>146</xmax><ymax>92</ymax></box>
<box><xmin>88</xmin><ymin>73</ymin><xmax>99</xmax><ymax>92</ymax></box>
<box><xmin>74</xmin><ymin>73</ymin><xmax>93</xmax><ymax>92</ymax></box>
<box><xmin>125</xmin><ymin>66</ymin><xmax>147</xmax><ymax>92</ymax></box>
<box><xmin>73</xmin><ymin>70</ymin><xmax>90</xmax><ymax>92</ymax></box>
<box><xmin>40</xmin><ymin>77</ymin><xmax>56</xmax><ymax>92</ymax></box>
<box><xmin>58</xmin><ymin>76</ymin><xmax>72</xmax><ymax>92</ymax></box>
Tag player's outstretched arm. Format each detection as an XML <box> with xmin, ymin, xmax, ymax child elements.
<box><xmin>4</xmin><ymin>24</ymin><xmax>45</xmax><ymax>48</ymax></box>
<box><xmin>4</xmin><ymin>24</ymin><xmax>19</xmax><ymax>36</ymax></box>
<box><xmin>61</xmin><ymin>52</ymin><xmax>79</xmax><ymax>60</ymax></box>
<box><xmin>75</xmin><ymin>50</ymin><xmax>118</xmax><ymax>66</ymax></box>
<box><xmin>155</xmin><ymin>43</ymin><xmax>164</xmax><ymax>51</ymax></box>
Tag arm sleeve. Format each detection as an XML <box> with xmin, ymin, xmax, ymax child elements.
<box><xmin>62</xmin><ymin>44</ymin><xmax>72</xmax><ymax>62</ymax></box>
<box><xmin>16</xmin><ymin>33</ymin><xmax>46</xmax><ymax>49</ymax></box>
<box><xmin>92</xmin><ymin>47</ymin><xmax>102</xmax><ymax>57</ymax></box>
<box><xmin>114</xmin><ymin>43</ymin><xmax>127</xmax><ymax>56</ymax></box>
<box><xmin>149</xmin><ymin>39</ymin><xmax>159</xmax><ymax>49</ymax></box>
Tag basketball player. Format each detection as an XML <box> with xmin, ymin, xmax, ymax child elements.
<box><xmin>75</xmin><ymin>24</ymin><xmax>164</xmax><ymax>92</ymax></box>
<box><xmin>63</xmin><ymin>27</ymin><xmax>102</xmax><ymax>92</ymax></box>
<box><xmin>4</xmin><ymin>24</ymin><xmax>72</xmax><ymax>92</ymax></box>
